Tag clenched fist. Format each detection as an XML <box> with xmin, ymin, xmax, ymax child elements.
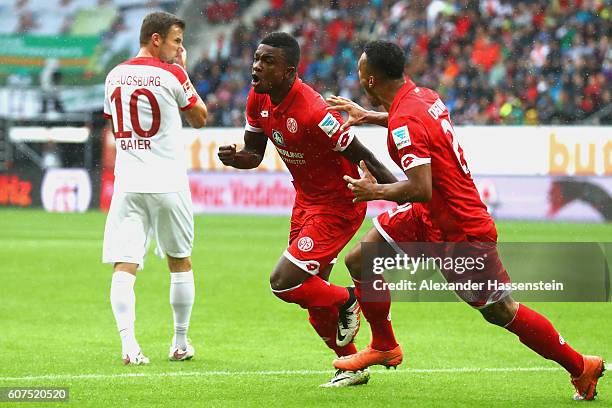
<box><xmin>217</xmin><ymin>144</ymin><xmax>237</xmax><ymax>166</ymax></box>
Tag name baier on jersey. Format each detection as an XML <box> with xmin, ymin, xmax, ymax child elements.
<box><xmin>245</xmin><ymin>78</ymin><xmax>363</xmax><ymax>211</ymax></box>
<box><xmin>387</xmin><ymin>79</ymin><xmax>493</xmax><ymax>239</ymax></box>
<box><xmin>104</xmin><ymin>57</ymin><xmax>197</xmax><ymax>193</ymax></box>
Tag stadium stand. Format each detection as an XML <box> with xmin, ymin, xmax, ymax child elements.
<box><xmin>189</xmin><ymin>0</ymin><xmax>611</xmax><ymax>126</ymax></box>
<box><xmin>0</xmin><ymin>0</ymin><xmax>608</xmax><ymax>126</ymax></box>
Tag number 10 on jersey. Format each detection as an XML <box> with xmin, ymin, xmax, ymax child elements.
<box><xmin>110</xmin><ymin>87</ymin><xmax>161</xmax><ymax>139</ymax></box>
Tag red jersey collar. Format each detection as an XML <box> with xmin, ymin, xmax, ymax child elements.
<box><xmin>271</xmin><ymin>77</ymin><xmax>303</xmax><ymax>115</ymax></box>
<box><xmin>389</xmin><ymin>78</ymin><xmax>417</xmax><ymax>114</ymax></box>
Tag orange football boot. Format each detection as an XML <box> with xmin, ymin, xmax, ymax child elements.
<box><xmin>333</xmin><ymin>344</ymin><xmax>403</xmax><ymax>371</ymax></box>
<box><xmin>571</xmin><ymin>355</ymin><xmax>605</xmax><ymax>401</ymax></box>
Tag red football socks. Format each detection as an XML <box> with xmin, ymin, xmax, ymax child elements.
<box><xmin>273</xmin><ymin>275</ymin><xmax>349</xmax><ymax>309</ymax></box>
<box><xmin>308</xmin><ymin>307</ymin><xmax>357</xmax><ymax>357</ymax></box>
<box><xmin>505</xmin><ymin>304</ymin><xmax>584</xmax><ymax>377</ymax></box>
<box><xmin>354</xmin><ymin>278</ymin><xmax>398</xmax><ymax>351</ymax></box>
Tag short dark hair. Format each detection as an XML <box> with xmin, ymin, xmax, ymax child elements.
<box><xmin>260</xmin><ymin>32</ymin><xmax>300</xmax><ymax>68</ymax></box>
<box><xmin>363</xmin><ymin>40</ymin><xmax>405</xmax><ymax>80</ymax></box>
<box><xmin>140</xmin><ymin>12</ymin><xmax>185</xmax><ymax>46</ymax></box>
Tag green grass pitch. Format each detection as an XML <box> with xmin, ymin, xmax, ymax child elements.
<box><xmin>0</xmin><ymin>209</ymin><xmax>610</xmax><ymax>407</ymax></box>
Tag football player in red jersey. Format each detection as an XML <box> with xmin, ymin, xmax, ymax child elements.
<box><xmin>328</xmin><ymin>40</ymin><xmax>605</xmax><ymax>400</ymax></box>
<box><xmin>217</xmin><ymin>33</ymin><xmax>397</xmax><ymax>387</ymax></box>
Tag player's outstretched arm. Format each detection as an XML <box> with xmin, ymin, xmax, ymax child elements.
<box><xmin>326</xmin><ymin>95</ymin><xmax>389</xmax><ymax>132</ymax></box>
<box><xmin>218</xmin><ymin>130</ymin><xmax>267</xmax><ymax>169</ymax></box>
<box><xmin>340</xmin><ymin>137</ymin><xmax>397</xmax><ymax>184</ymax></box>
<box><xmin>344</xmin><ymin>163</ymin><xmax>431</xmax><ymax>203</ymax></box>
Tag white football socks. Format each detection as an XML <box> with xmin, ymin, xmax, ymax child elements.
<box><xmin>170</xmin><ymin>271</ymin><xmax>195</xmax><ymax>349</ymax></box>
<box><xmin>110</xmin><ymin>271</ymin><xmax>139</xmax><ymax>356</ymax></box>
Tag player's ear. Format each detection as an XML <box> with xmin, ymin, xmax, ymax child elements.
<box><xmin>368</xmin><ymin>76</ymin><xmax>375</xmax><ymax>88</ymax></box>
<box><xmin>151</xmin><ymin>32</ymin><xmax>161</xmax><ymax>47</ymax></box>
<box><xmin>285</xmin><ymin>66</ymin><xmax>296</xmax><ymax>79</ymax></box>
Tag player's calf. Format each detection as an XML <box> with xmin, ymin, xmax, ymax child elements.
<box><xmin>169</xmin><ymin>270</ymin><xmax>195</xmax><ymax>351</ymax></box>
<box><xmin>344</xmin><ymin>242</ymin><xmax>363</xmax><ymax>280</ymax></box>
<box><xmin>492</xmin><ymin>300</ymin><xmax>603</xmax><ymax>399</ymax></box>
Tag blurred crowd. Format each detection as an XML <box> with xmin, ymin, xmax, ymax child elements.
<box><xmin>190</xmin><ymin>0</ymin><xmax>611</xmax><ymax>126</ymax></box>
<box><xmin>203</xmin><ymin>0</ymin><xmax>249</xmax><ymax>24</ymax></box>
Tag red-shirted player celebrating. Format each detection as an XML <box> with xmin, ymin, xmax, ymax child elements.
<box><xmin>327</xmin><ymin>40</ymin><xmax>605</xmax><ymax>400</ymax></box>
<box><xmin>217</xmin><ymin>33</ymin><xmax>396</xmax><ymax>387</ymax></box>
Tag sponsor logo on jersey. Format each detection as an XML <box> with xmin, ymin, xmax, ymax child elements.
<box><xmin>559</xmin><ymin>335</ymin><xmax>565</xmax><ymax>345</ymax></box>
<box><xmin>285</xmin><ymin>249</ymin><xmax>320</xmax><ymax>273</ymax></box>
<box><xmin>400</xmin><ymin>153</ymin><xmax>431</xmax><ymax>171</ymax></box>
<box><xmin>428</xmin><ymin>98</ymin><xmax>447</xmax><ymax>120</ymax></box>
<box><xmin>275</xmin><ymin>147</ymin><xmax>305</xmax><ymax>165</ymax></box>
<box><xmin>334</xmin><ymin>129</ymin><xmax>354</xmax><ymax>151</ymax></box>
<box><xmin>272</xmin><ymin>129</ymin><xmax>285</xmax><ymax>146</ymax></box>
<box><xmin>261</xmin><ymin>110</ymin><xmax>269</xmax><ymax>118</ymax></box>
<box><xmin>318</xmin><ymin>112</ymin><xmax>340</xmax><ymax>137</ymax></box>
<box><xmin>391</xmin><ymin>125</ymin><xmax>411</xmax><ymax>149</ymax></box>
<box><xmin>286</xmin><ymin>117</ymin><xmax>298</xmax><ymax>133</ymax></box>
<box><xmin>297</xmin><ymin>236</ymin><xmax>314</xmax><ymax>252</ymax></box>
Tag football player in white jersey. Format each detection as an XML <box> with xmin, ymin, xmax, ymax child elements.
<box><xmin>102</xmin><ymin>11</ymin><xmax>207</xmax><ymax>365</ymax></box>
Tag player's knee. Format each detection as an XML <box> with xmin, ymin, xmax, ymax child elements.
<box><xmin>269</xmin><ymin>274</ymin><xmax>282</xmax><ymax>291</ymax></box>
<box><xmin>167</xmin><ymin>256</ymin><xmax>191</xmax><ymax>272</ymax></box>
<box><xmin>480</xmin><ymin>308</ymin><xmax>504</xmax><ymax>326</ymax></box>
<box><xmin>114</xmin><ymin>262</ymin><xmax>138</xmax><ymax>274</ymax></box>
<box><xmin>479</xmin><ymin>297</ymin><xmax>518</xmax><ymax>327</ymax></box>
<box><xmin>270</xmin><ymin>270</ymin><xmax>291</xmax><ymax>292</ymax></box>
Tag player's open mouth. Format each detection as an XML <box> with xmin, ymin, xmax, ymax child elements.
<box><xmin>251</xmin><ymin>74</ymin><xmax>260</xmax><ymax>86</ymax></box>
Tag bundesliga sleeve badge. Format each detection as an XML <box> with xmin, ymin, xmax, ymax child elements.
<box><xmin>182</xmin><ymin>81</ymin><xmax>194</xmax><ymax>99</ymax></box>
<box><xmin>318</xmin><ymin>112</ymin><xmax>341</xmax><ymax>137</ymax></box>
<box><xmin>391</xmin><ymin>125</ymin><xmax>411</xmax><ymax>149</ymax></box>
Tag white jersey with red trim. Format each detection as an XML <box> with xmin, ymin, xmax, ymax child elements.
<box><xmin>104</xmin><ymin>56</ymin><xmax>197</xmax><ymax>193</ymax></box>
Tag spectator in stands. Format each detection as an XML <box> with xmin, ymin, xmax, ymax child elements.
<box><xmin>3</xmin><ymin>0</ymin><xmax>609</xmax><ymax>126</ymax></box>
<box><xmin>206</xmin><ymin>0</ymin><xmax>240</xmax><ymax>24</ymax></box>
<box><xmin>190</xmin><ymin>0</ymin><xmax>610</xmax><ymax>126</ymax></box>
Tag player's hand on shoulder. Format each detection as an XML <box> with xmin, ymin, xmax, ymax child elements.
<box><xmin>217</xmin><ymin>144</ymin><xmax>237</xmax><ymax>166</ymax></box>
<box><xmin>326</xmin><ymin>95</ymin><xmax>368</xmax><ymax>132</ymax></box>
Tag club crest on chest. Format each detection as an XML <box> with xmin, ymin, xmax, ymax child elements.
<box><xmin>272</xmin><ymin>129</ymin><xmax>285</xmax><ymax>146</ymax></box>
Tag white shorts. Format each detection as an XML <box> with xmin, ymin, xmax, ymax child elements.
<box><xmin>102</xmin><ymin>190</ymin><xmax>194</xmax><ymax>269</ymax></box>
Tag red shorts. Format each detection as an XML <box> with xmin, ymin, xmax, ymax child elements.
<box><xmin>374</xmin><ymin>203</ymin><xmax>511</xmax><ymax>308</ymax></box>
<box><xmin>285</xmin><ymin>203</ymin><xmax>366</xmax><ymax>275</ymax></box>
